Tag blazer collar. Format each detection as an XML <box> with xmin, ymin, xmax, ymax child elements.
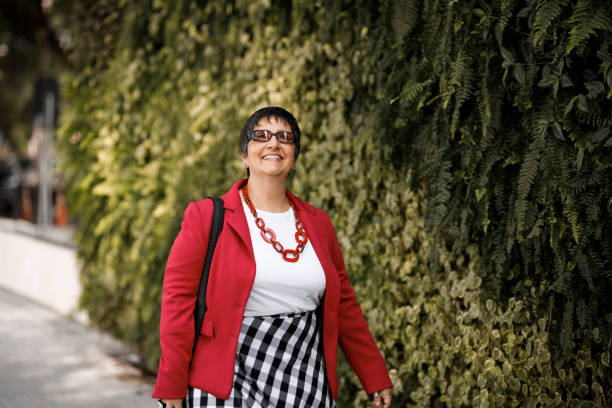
<box><xmin>221</xmin><ymin>178</ymin><xmax>247</xmax><ymax>212</ymax></box>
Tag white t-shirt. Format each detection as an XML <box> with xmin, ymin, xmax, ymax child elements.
<box><xmin>241</xmin><ymin>200</ymin><xmax>326</xmax><ymax>317</ymax></box>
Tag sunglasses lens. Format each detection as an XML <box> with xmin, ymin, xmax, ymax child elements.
<box><xmin>252</xmin><ymin>130</ymin><xmax>270</xmax><ymax>141</ymax></box>
<box><xmin>278</xmin><ymin>131</ymin><xmax>294</xmax><ymax>143</ymax></box>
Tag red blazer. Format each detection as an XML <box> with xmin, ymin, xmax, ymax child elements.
<box><xmin>152</xmin><ymin>179</ymin><xmax>392</xmax><ymax>400</ymax></box>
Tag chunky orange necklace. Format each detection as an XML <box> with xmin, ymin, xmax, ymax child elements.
<box><xmin>241</xmin><ymin>184</ymin><xmax>308</xmax><ymax>263</ymax></box>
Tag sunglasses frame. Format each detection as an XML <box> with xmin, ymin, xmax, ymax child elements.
<box><xmin>248</xmin><ymin>129</ymin><xmax>296</xmax><ymax>144</ymax></box>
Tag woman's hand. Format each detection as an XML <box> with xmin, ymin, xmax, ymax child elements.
<box><xmin>372</xmin><ymin>388</ymin><xmax>392</xmax><ymax>408</ymax></box>
<box><xmin>160</xmin><ymin>398</ymin><xmax>182</xmax><ymax>408</ymax></box>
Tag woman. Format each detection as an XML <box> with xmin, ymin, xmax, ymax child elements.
<box><xmin>153</xmin><ymin>107</ymin><xmax>393</xmax><ymax>407</ymax></box>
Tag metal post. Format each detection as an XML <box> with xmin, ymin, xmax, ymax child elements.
<box><xmin>37</xmin><ymin>92</ymin><xmax>55</xmax><ymax>226</ymax></box>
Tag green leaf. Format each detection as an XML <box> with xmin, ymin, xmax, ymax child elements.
<box><xmin>538</xmin><ymin>75</ymin><xmax>555</xmax><ymax>88</ymax></box>
<box><xmin>552</xmin><ymin>122</ymin><xmax>564</xmax><ymax>140</ymax></box>
<box><xmin>585</xmin><ymin>81</ymin><xmax>605</xmax><ymax>99</ymax></box>
<box><xmin>592</xmin><ymin>382</ymin><xmax>603</xmax><ymax>394</ymax></box>
<box><xmin>516</xmin><ymin>368</ymin><xmax>528</xmax><ymax>382</ymax></box>
<box><xmin>576</xmin><ymin>147</ymin><xmax>584</xmax><ymax>170</ymax></box>
<box><xmin>602</xmin><ymin>351</ymin><xmax>610</xmax><ymax>367</ymax></box>
<box><xmin>500</xmin><ymin>47</ymin><xmax>514</xmax><ymax>63</ymax></box>
<box><xmin>592</xmin><ymin>127</ymin><xmax>610</xmax><ymax>143</ymax></box>
<box><xmin>576</xmin><ymin>94</ymin><xmax>588</xmax><ymax>112</ymax></box>
<box><xmin>513</xmin><ymin>64</ymin><xmax>526</xmax><ymax>85</ymax></box>
<box><xmin>560</xmin><ymin>75</ymin><xmax>573</xmax><ymax>87</ymax></box>
<box><xmin>577</xmin><ymin>383</ymin><xmax>589</xmax><ymax>396</ymax></box>
<box><xmin>503</xmin><ymin>360</ymin><xmax>512</xmax><ymax>376</ymax></box>
<box><xmin>564</xmin><ymin>96</ymin><xmax>577</xmax><ymax>117</ymax></box>
<box><xmin>92</xmin><ymin>182</ymin><xmax>120</xmax><ymax>196</ymax></box>
<box><xmin>538</xmin><ymin>317</ymin><xmax>547</xmax><ymax>331</ymax></box>
<box><xmin>477</xmin><ymin>374</ymin><xmax>487</xmax><ymax>388</ymax></box>
<box><xmin>517</xmin><ymin>7</ymin><xmax>530</xmax><ymax>18</ymax></box>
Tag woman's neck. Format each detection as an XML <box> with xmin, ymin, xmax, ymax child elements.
<box><xmin>243</xmin><ymin>175</ymin><xmax>290</xmax><ymax>213</ymax></box>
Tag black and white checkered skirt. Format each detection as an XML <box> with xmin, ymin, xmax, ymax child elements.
<box><xmin>186</xmin><ymin>310</ymin><xmax>335</xmax><ymax>408</ymax></box>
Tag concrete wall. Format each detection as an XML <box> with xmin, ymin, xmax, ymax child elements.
<box><xmin>0</xmin><ymin>219</ymin><xmax>86</xmax><ymax>322</ymax></box>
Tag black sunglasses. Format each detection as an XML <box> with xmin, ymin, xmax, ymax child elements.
<box><xmin>249</xmin><ymin>129</ymin><xmax>296</xmax><ymax>144</ymax></box>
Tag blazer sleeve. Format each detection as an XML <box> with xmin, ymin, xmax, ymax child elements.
<box><xmin>324</xmin><ymin>213</ymin><xmax>393</xmax><ymax>395</ymax></box>
<box><xmin>152</xmin><ymin>200</ymin><xmax>213</xmax><ymax>399</ymax></box>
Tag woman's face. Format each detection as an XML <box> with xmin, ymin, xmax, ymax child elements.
<box><xmin>242</xmin><ymin>116</ymin><xmax>296</xmax><ymax>179</ymax></box>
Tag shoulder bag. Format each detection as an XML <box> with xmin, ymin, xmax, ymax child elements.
<box><xmin>191</xmin><ymin>196</ymin><xmax>225</xmax><ymax>365</ymax></box>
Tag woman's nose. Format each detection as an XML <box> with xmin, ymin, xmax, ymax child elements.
<box><xmin>266</xmin><ymin>134</ymin><xmax>281</xmax><ymax>146</ymax></box>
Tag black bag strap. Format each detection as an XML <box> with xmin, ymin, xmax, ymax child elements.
<box><xmin>191</xmin><ymin>196</ymin><xmax>224</xmax><ymax>365</ymax></box>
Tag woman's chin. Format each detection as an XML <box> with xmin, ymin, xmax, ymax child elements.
<box><xmin>253</xmin><ymin>167</ymin><xmax>291</xmax><ymax>178</ymax></box>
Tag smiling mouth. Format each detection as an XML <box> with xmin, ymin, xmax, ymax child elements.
<box><xmin>262</xmin><ymin>155</ymin><xmax>283</xmax><ymax>160</ymax></box>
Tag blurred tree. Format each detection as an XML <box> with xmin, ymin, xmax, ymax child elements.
<box><xmin>0</xmin><ymin>0</ymin><xmax>68</xmax><ymax>152</ymax></box>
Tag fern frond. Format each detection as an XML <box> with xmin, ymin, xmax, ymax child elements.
<box><xmin>531</xmin><ymin>0</ymin><xmax>568</xmax><ymax>49</ymax></box>
<box><xmin>602</xmin><ymin>214</ymin><xmax>612</xmax><ymax>276</ymax></box>
<box><xmin>432</xmin><ymin>3</ymin><xmax>454</xmax><ymax>77</ymax></box>
<box><xmin>566</xmin><ymin>0</ymin><xmax>612</xmax><ymax>54</ymax></box>
<box><xmin>587</xmin><ymin>248</ymin><xmax>609</xmax><ymax>292</ymax></box>
<box><xmin>575</xmin><ymin>110</ymin><xmax>612</xmax><ymax>128</ymax></box>
<box><xmin>498</xmin><ymin>0</ymin><xmax>515</xmax><ymax>34</ymax></box>
<box><xmin>574</xmin><ymin>247</ymin><xmax>596</xmax><ymax>292</ymax></box>
<box><xmin>444</xmin><ymin>48</ymin><xmax>469</xmax><ymax>108</ymax></box>
<box><xmin>584</xmin><ymin>190</ymin><xmax>600</xmax><ymax>223</ymax></box>
<box><xmin>517</xmin><ymin>139</ymin><xmax>541</xmax><ymax>201</ymax></box>
<box><xmin>527</xmin><ymin>217</ymin><xmax>545</xmax><ymax>239</ymax></box>
<box><xmin>593</xmin><ymin>250</ymin><xmax>612</xmax><ymax>295</ymax></box>
<box><xmin>575</xmin><ymin>296</ymin><xmax>592</xmax><ymax>332</ymax></box>
<box><xmin>562</xmin><ymin>195</ymin><xmax>582</xmax><ymax>244</ymax></box>
<box><xmin>550</xmin><ymin>264</ymin><xmax>572</xmax><ymax>296</ymax></box>
<box><xmin>391</xmin><ymin>79</ymin><xmax>435</xmax><ymax>105</ymax></box>
<box><xmin>392</xmin><ymin>0</ymin><xmax>419</xmax><ymax>44</ymax></box>
<box><xmin>477</xmin><ymin>57</ymin><xmax>492</xmax><ymax>139</ymax></box>
<box><xmin>430</xmin><ymin>159</ymin><xmax>453</xmax><ymax>232</ymax></box>
<box><xmin>450</xmin><ymin>66</ymin><xmax>476</xmax><ymax>138</ymax></box>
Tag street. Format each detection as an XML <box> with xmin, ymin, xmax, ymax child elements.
<box><xmin>0</xmin><ymin>287</ymin><xmax>154</xmax><ymax>407</ymax></box>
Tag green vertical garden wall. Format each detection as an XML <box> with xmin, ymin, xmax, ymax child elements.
<box><xmin>54</xmin><ymin>0</ymin><xmax>611</xmax><ymax>406</ymax></box>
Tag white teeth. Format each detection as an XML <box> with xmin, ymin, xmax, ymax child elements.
<box><xmin>263</xmin><ymin>155</ymin><xmax>282</xmax><ymax>160</ymax></box>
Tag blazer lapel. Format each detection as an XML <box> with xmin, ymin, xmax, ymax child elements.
<box><xmin>221</xmin><ymin>179</ymin><xmax>254</xmax><ymax>257</ymax></box>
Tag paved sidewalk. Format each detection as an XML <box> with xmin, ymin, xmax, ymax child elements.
<box><xmin>0</xmin><ymin>287</ymin><xmax>155</xmax><ymax>408</ymax></box>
